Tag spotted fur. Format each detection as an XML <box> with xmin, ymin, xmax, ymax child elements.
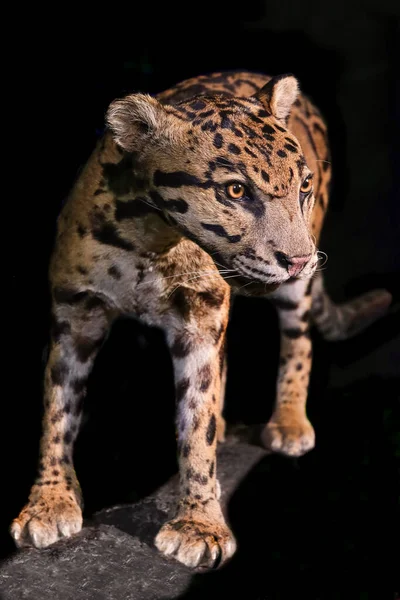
<box><xmin>11</xmin><ymin>71</ymin><xmax>391</xmax><ymax>568</ymax></box>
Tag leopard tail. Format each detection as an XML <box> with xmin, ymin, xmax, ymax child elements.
<box><xmin>311</xmin><ymin>273</ymin><xmax>392</xmax><ymax>341</ymax></box>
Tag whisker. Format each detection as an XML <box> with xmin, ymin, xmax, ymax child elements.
<box><xmin>317</xmin><ymin>250</ymin><xmax>328</xmax><ymax>268</ymax></box>
<box><xmin>137</xmin><ymin>268</ymin><xmax>228</xmax><ymax>287</ymax></box>
<box><xmin>237</xmin><ymin>280</ymin><xmax>256</xmax><ymax>292</ymax></box>
<box><xmin>138</xmin><ymin>198</ymin><xmax>161</xmax><ymax>211</ymax></box>
<box><xmin>208</xmin><ymin>253</ymin><xmax>236</xmax><ymax>272</ymax></box>
<box><xmin>166</xmin><ymin>271</ymin><xmax>231</xmax><ymax>299</ymax></box>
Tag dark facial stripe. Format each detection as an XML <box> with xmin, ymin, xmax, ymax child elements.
<box><xmin>115</xmin><ymin>198</ymin><xmax>158</xmax><ymax>220</ymax></box>
<box><xmin>148</xmin><ymin>190</ymin><xmax>189</xmax><ymax>214</ymax></box>
<box><xmin>154</xmin><ymin>170</ymin><xmax>212</xmax><ymax>189</ymax></box>
<box><xmin>201</xmin><ymin>223</ymin><xmax>242</xmax><ymax>243</ymax></box>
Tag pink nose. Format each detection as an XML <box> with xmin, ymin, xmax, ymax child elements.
<box><xmin>275</xmin><ymin>251</ymin><xmax>311</xmax><ymax>277</ymax></box>
<box><xmin>286</xmin><ymin>255</ymin><xmax>311</xmax><ymax>277</ymax></box>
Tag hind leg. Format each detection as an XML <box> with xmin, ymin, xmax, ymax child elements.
<box><xmin>262</xmin><ymin>279</ymin><xmax>315</xmax><ymax>457</ymax></box>
<box><xmin>11</xmin><ymin>290</ymin><xmax>114</xmax><ymax>548</ymax></box>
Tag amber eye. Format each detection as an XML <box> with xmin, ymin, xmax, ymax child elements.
<box><xmin>226</xmin><ymin>182</ymin><xmax>245</xmax><ymax>199</ymax></box>
<box><xmin>300</xmin><ymin>175</ymin><xmax>313</xmax><ymax>194</ymax></box>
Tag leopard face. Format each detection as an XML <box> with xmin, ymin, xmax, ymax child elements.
<box><xmin>107</xmin><ymin>75</ymin><xmax>318</xmax><ymax>286</ymax></box>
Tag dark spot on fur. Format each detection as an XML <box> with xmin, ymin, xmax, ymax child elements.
<box><xmin>283</xmin><ymin>328</ymin><xmax>309</xmax><ymax>339</ymax></box>
<box><xmin>198</xmin><ymin>289</ymin><xmax>225</xmax><ymax>309</ymax></box>
<box><xmin>182</xmin><ymin>444</ymin><xmax>191</xmax><ymax>458</ymax></box>
<box><xmin>193</xmin><ymin>472</ymin><xmax>208</xmax><ymax>485</ymax></box>
<box><xmin>63</xmin><ymin>431</ymin><xmax>72</xmax><ymax>444</ymax></box>
<box><xmin>92</xmin><ymin>220</ymin><xmax>135</xmax><ymax>252</ymax></box>
<box><xmin>108</xmin><ymin>265</ymin><xmax>122</xmax><ymax>279</ymax></box>
<box><xmin>75</xmin><ymin>336</ymin><xmax>104</xmax><ymax>363</ymax></box>
<box><xmin>209</xmin><ymin>461</ymin><xmax>215</xmax><ymax>478</ymax></box>
<box><xmin>228</xmin><ymin>143</ymin><xmax>241</xmax><ymax>155</ymax></box>
<box><xmin>244</xmin><ymin>147</ymin><xmax>257</xmax><ymax>158</ymax></box>
<box><xmin>296</xmin><ymin>362</ymin><xmax>303</xmax><ymax>371</ymax></box>
<box><xmin>213</xmin><ymin>133</ymin><xmax>223</xmax><ymax>149</ymax></box>
<box><xmin>198</xmin><ymin>364</ymin><xmax>212</xmax><ymax>392</ymax></box>
<box><xmin>51</xmin><ymin>409</ymin><xmax>64</xmax><ymax>425</ymax></box>
<box><xmin>171</xmin><ymin>289</ymin><xmax>192</xmax><ymax>320</ymax></box>
<box><xmin>71</xmin><ymin>378</ymin><xmax>86</xmax><ymax>395</ymax></box>
<box><xmin>171</xmin><ymin>334</ymin><xmax>194</xmax><ymax>358</ymax></box>
<box><xmin>206</xmin><ymin>414</ymin><xmax>217</xmax><ymax>445</ymax></box>
<box><xmin>51</xmin><ymin>362</ymin><xmax>68</xmax><ymax>386</ymax></box>
<box><xmin>261</xmin><ymin>170</ymin><xmax>270</xmax><ymax>183</ymax></box>
<box><xmin>285</xmin><ymin>143</ymin><xmax>298</xmax><ymax>153</ymax></box>
<box><xmin>176</xmin><ymin>378</ymin><xmax>190</xmax><ymax>403</ymax></box>
<box><xmin>50</xmin><ymin>317</ymin><xmax>71</xmax><ymax>342</ymax></box>
<box><xmin>190</xmin><ymin>99</ymin><xmax>206</xmax><ymax>111</ymax></box>
<box><xmin>101</xmin><ymin>154</ymin><xmax>144</xmax><ymax>196</ymax></box>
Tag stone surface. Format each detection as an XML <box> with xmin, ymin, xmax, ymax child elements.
<box><xmin>0</xmin><ymin>441</ymin><xmax>266</xmax><ymax>600</ymax></box>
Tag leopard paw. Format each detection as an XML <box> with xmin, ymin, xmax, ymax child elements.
<box><xmin>155</xmin><ymin>516</ymin><xmax>236</xmax><ymax>568</ymax></box>
<box><xmin>262</xmin><ymin>417</ymin><xmax>315</xmax><ymax>457</ymax></box>
<box><xmin>10</xmin><ymin>487</ymin><xmax>82</xmax><ymax>549</ymax></box>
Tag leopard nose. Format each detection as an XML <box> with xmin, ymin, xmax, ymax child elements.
<box><xmin>275</xmin><ymin>252</ymin><xmax>312</xmax><ymax>276</ymax></box>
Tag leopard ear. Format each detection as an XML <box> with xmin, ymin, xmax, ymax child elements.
<box><xmin>255</xmin><ymin>74</ymin><xmax>299</xmax><ymax>122</ymax></box>
<box><xmin>106</xmin><ymin>93</ymin><xmax>178</xmax><ymax>152</ymax></box>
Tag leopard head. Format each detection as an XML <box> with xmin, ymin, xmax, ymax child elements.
<box><xmin>106</xmin><ymin>74</ymin><xmax>318</xmax><ymax>288</ymax></box>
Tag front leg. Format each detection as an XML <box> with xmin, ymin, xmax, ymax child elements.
<box><xmin>262</xmin><ymin>279</ymin><xmax>315</xmax><ymax>457</ymax></box>
<box><xmin>155</xmin><ymin>287</ymin><xmax>235</xmax><ymax>568</ymax></box>
<box><xmin>11</xmin><ymin>292</ymin><xmax>113</xmax><ymax>547</ymax></box>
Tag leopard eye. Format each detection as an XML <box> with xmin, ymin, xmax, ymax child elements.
<box><xmin>226</xmin><ymin>182</ymin><xmax>245</xmax><ymax>199</ymax></box>
<box><xmin>300</xmin><ymin>175</ymin><xmax>313</xmax><ymax>194</ymax></box>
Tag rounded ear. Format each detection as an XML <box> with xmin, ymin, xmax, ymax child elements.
<box><xmin>255</xmin><ymin>74</ymin><xmax>299</xmax><ymax>122</ymax></box>
<box><xmin>106</xmin><ymin>93</ymin><xmax>177</xmax><ymax>152</ymax></box>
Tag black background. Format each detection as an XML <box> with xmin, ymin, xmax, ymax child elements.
<box><xmin>4</xmin><ymin>0</ymin><xmax>400</xmax><ymax>593</ymax></box>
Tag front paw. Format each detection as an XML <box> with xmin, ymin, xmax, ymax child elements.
<box><xmin>262</xmin><ymin>416</ymin><xmax>315</xmax><ymax>457</ymax></box>
<box><xmin>10</xmin><ymin>485</ymin><xmax>83</xmax><ymax>549</ymax></box>
<box><xmin>155</xmin><ymin>513</ymin><xmax>236</xmax><ymax>569</ymax></box>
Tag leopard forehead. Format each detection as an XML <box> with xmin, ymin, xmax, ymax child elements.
<box><xmin>165</xmin><ymin>94</ymin><xmax>307</xmax><ymax>195</ymax></box>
